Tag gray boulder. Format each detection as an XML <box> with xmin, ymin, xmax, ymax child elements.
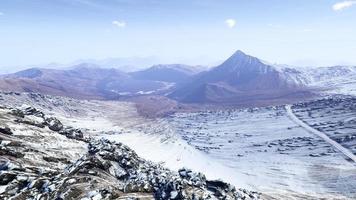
<box><xmin>0</xmin><ymin>126</ymin><xmax>13</xmax><ymax>135</ymax></box>
<box><xmin>45</xmin><ymin>117</ymin><xmax>63</xmax><ymax>131</ymax></box>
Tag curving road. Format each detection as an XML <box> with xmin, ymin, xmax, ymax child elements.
<box><xmin>285</xmin><ymin>105</ymin><xmax>356</xmax><ymax>163</ymax></box>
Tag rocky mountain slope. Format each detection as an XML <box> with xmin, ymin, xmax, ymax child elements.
<box><xmin>169</xmin><ymin>51</ymin><xmax>313</xmax><ymax>105</ymax></box>
<box><xmin>0</xmin><ymin>96</ymin><xmax>261</xmax><ymax>199</ymax></box>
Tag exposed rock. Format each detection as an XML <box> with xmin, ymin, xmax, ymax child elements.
<box><xmin>59</xmin><ymin>126</ymin><xmax>83</xmax><ymax>140</ymax></box>
<box><xmin>0</xmin><ymin>146</ymin><xmax>25</xmax><ymax>158</ymax></box>
<box><xmin>45</xmin><ymin>117</ymin><xmax>63</xmax><ymax>131</ymax></box>
<box><xmin>9</xmin><ymin>108</ymin><xmax>25</xmax><ymax>118</ymax></box>
<box><xmin>22</xmin><ymin>106</ymin><xmax>45</xmax><ymax>117</ymax></box>
<box><xmin>0</xmin><ymin>138</ymin><xmax>260</xmax><ymax>199</ymax></box>
<box><xmin>43</xmin><ymin>156</ymin><xmax>70</xmax><ymax>164</ymax></box>
<box><xmin>0</xmin><ymin>126</ymin><xmax>13</xmax><ymax>135</ymax></box>
<box><xmin>0</xmin><ymin>172</ymin><xmax>17</xmax><ymax>185</ymax></box>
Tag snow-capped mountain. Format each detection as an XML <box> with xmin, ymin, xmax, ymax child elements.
<box><xmin>298</xmin><ymin>66</ymin><xmax>356</xmax><ymax>96</ymax></box>
<box><xmin>169</xmin><ymin>50</ymin><xmax>312</xmax><ymax>105</ymax></box>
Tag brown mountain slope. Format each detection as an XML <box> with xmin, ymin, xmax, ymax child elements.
<box><xmin>0</xmin><ymin>64</ymin><xmax>167</xmax><ymax>99</ymax></box>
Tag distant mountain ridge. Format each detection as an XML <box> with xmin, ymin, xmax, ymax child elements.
<box><xmin>1</xmin><ymin>50</ymin><xmax>355</xmax><ymax>105</ymax></box>
<box><xmin>130</xmin><ymin>64</ymin><xmax>204</xmax><ymax>83</ymax></box>
<box><xmin>0</xmin><ymin>63</ymin><xmax>201</xmax><ymax>99</ymax></box>
<box><xmin>0</xmin><ymin>64</ymin><xmax>165</xmax><ymax>99</ymax></box>
<box><xmin>72</xmin><ymin>56</ymin><xmax>162</xmax><ymax>72</ymax></box>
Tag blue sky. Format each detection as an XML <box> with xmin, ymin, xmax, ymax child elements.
<box><xmin>0</xmin><ymin>0</ymin><xmax>356</xmax><ymax>68</ymax></box>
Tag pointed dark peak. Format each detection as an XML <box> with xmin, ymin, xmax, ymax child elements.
<box><xmin>219</xmin><ymin>50</ymin><xmax>263</xmax><ymax>70</ymax></box>
<box><xmin>226</xmin><ymin>50</ymin><xmax>255</xmax><ymax>63</ymax></box>
<box><xmin>229</xmin><ymin>50</ymin><xmax>256</xmax><ymax>60</ymax></box>
<box><xmin>232</xmin><ymin>50</ymin><xmax>247</xmax><ymax>57</ymax></box>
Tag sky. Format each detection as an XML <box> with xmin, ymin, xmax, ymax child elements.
<box><xmin>0</xmin><ymin>0</ymin><xmax>356</xmax><ymax>70</ymax></box>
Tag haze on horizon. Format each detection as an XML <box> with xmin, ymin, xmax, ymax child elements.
<box><xmin>0</xmin><ymin>0</ymin><xmax>356</xmax><ymax>71</ymax></box>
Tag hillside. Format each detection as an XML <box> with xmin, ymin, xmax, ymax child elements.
<box><xmin>130</xmin><ymin>64</ymin><xmax>204</xmax><ymax>83</ymax></box>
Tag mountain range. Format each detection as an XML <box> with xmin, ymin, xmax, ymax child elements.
<box><xmin>0</xmin><ymin>50</ymin><xmax>355</xmax><ymax>106</ymax></box>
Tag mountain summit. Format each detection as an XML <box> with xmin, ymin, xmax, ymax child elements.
<box><xmin>220</xmin><ymin>50</ymin><xmax>273</xmax><ymax>74</ymax></box>
<box><xmin>207</xmin><ymin>50</ymin><xmax>281</xmax><ymax>88</ymax></box>
<box><xmin>224</xmin><ymin>50</ymin><xmax>260</xmax><ymax>66</ymax></box>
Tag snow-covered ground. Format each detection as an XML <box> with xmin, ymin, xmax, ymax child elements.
<box><xmin>58</xmin><ymin>102</ymin><xmax>356</xmax><ymax>199</ymax></box>
<box><xmin>1</xmin><ymin>92</ymin><xmax>355</xmax><ymax>199</ymax></box>
<box><xmin>286</xmin><ymin>105</ymin><xmax>356</xmax><ymax>162</ymax></box>
<box><xmin>164</xmin><ymin>107</ymin><xmax>356</xmax><ymax>199</ymax></box>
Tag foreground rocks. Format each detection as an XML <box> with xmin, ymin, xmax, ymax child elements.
<box><xmin>8</xmin><ymin>105</ymin><xmax>85</xmax><ymax>141</ymax></box>
<box><xmin>0</xmin><ymin>105</ymin><xmax>261</xmax><ymax>200</ymax></box>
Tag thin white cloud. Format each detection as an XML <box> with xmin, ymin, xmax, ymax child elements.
<box><xmin>333</xmin><ymin>1</ymin><xmax>356</xmax><ymax>11</ymax></box>
<box><xmin>112</xmin><ymin>20</ymin><xmax>126</xmax><ymax>28</ymax></box>
<box><xmin>225</xmin><ymin>19</ymin><xmax>236</xmax><ymax>28</ymax></box>
<box><xmin>0</xmin><ymin>12</ymin><xmax>4</xmax><ymax>16</ymax></box>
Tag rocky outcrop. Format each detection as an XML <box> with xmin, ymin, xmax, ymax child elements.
<box><xmin>0</xmin><ymin>126</ymin><xmax>13</xmax><ymax>135</ymax></box>
<box><xmin>45</xmin><ymin>117</ymin><xmax>63</xmax><ymax>131</ymax></box>
<box><xmin>0</xmin><ymin>105</ymin><xmax>261</xmax><ymax>199</ymax></box>
<box><xmin>8</xmin><ymin>105</ymin><xmax>85</xmax><ymax>141</ymax></box>
<box><xmin>0</xmin><ymin>138</ymin><xmax>260</xmax><ymax>199</ymax></box>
